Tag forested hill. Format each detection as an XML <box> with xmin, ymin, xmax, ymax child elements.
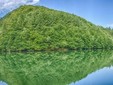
<box><xmin>0</xmin><ymin>5</ymin><xmax>113</xmax><ymax>52</ymax></box>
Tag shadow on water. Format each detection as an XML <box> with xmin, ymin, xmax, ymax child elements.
<box><xmin>0</xmin><ymin>50</ymin><xmax>113</xmax><ymax>85</ymax></box>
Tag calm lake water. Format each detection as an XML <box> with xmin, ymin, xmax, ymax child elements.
<box><xmin>0</xmin><ymin>50</ymin><xmax>113</xmax><ymax>85</ymax></box>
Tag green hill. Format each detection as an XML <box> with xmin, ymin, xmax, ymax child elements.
<box><xmin>0</xmin><ymin>5</ymin><xmax>113</xmax><ymax>52</ymax></box>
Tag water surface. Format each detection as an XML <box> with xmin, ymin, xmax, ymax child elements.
<box><xmin>70</xmin><ymin>66</ymin><xmax>113</xmax><ymax>85</ymax></box>
<box><xmin>0</xmin><ymin>50</ymin><xmax>113</xmax><ymax>85</ymax></box>
<box><xmin>0</xmin><ymin>81</ymin><xmax>7</xmax><ymax>85</ymax></box>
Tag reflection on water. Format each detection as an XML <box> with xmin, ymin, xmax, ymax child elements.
<box><xmin>0</xmin><ymin>50</ymin><xmax>113</xmax><ymax>85</ymax></box>
<box><xmin>70</xmin><ymin>66</ymin><xmax>113</xmax><ymax>85</ymax></box>
<box><xmin>0</xmin><ymin>81</ymin><xmax>7</xmax><ymax>85</ymax></box>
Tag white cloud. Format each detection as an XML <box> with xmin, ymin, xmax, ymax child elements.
<box><xmin>0</xmin><ymin>0</ymin><xmax>40</xmax><ymax>17</ymax></box>
<box><xmin>0</xmin><ymin>0</ymin><xmax>40</xmax><ymax>10</ymax></box>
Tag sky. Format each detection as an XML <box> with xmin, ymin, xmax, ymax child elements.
<box><xmin>0</xmin><ymin>0</ymin><xmax>113</xmax><ymax>28</ymax></box>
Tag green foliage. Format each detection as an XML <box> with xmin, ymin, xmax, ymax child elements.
<box><xmin>0</xmin><ymin>5</ymin><xmax>113</xmax><ymax>51</ymax></box>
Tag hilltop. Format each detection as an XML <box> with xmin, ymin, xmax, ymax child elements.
<box><xmin>0</xmin><ymin>5</ymin><xmax>113</xmax><ymax>52</ymax></box>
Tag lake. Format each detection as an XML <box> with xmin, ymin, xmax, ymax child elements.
<box><xmin>0</xmin><ymin>50</ymin><xmax>113</xmax><ymax>85</ymax></box>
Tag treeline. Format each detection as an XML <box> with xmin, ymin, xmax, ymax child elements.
<box><xmin>0</xmin><ymin>5</ymin><xmax>113</xmax><ymax>51</ymax></box>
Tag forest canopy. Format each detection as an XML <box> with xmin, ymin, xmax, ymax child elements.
<box><xmin>0</xmin><ymin>5</ymin><xmax>113</xmax><ymax>52</ymax></box>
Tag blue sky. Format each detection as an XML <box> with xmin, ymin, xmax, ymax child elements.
<box><xmin>38</xmin><ymin>0</ymin><xmax>113</xmax><ymax>27</ymax></box>
<box><xmin>0</xmin><ymin>0</ymin><xmax>113</xmax><ymax>27</ymax></box>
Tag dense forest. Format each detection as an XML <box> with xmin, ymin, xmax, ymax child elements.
<box><xmin>0</xmin><ymin>5</ymin><xmax>113</xmax><ymax>52</ymax></box>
